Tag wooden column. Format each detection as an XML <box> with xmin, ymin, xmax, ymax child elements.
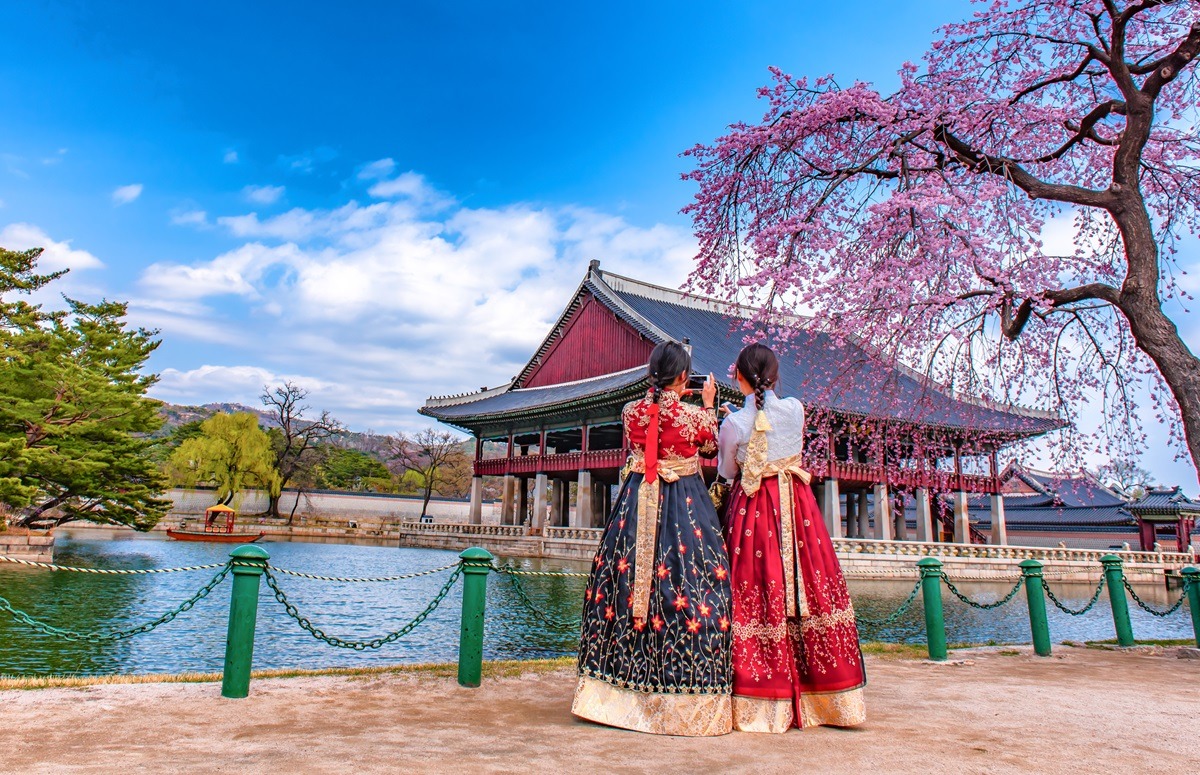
<box><xmin>550</xmin><ymin>479</ymin><xmax>566</xmax><ymax>528</ymax></box>
<box><xmin>990</xmin><ymin>493</ymin><xmax>1008</xmax><ymax>545</ymax></box>
<box><xmin>468</xmin><ymin>476</ymin><xmax>483</xmax><ymax>525</ymax></box>
<box><xmin>845</xmin><ymin>492</ymin><xmax>858</xmax><ymax>538</ymax></box>
<box><xmin>518</xmin><ymin>478</ymin><xmax>529</xmax><ymax>526</ymax></box>
<box><xmin>857</xmin><ymin>491</ymin><xmax>870</xmax><ymax>538</ymax></box>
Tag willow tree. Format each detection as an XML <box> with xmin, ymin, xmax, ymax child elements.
<box><xmin>685</xmin><ymin>0</ymin><xmax>1200</xmax><ymax>479</ymax></box>
<box><xmin>169</xmin><ymin>412</ymin><xmax>280</xmax><ymax>507</ymax></box>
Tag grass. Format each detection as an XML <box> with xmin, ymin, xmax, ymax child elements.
<box><xmin>0</xmin><ymin>657</ymin><xmax>575</xmax><ymax>692</ymax></box>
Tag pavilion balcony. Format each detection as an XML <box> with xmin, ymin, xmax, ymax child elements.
<box><xmin>830</xmin><ymin>461</ymin><xmax>999</xmax><ymax>494</ymax></box>
<box><xmin>474</xmin><ymin>448</ymin><xmax>632</xmax><ymax>477</ymax></box>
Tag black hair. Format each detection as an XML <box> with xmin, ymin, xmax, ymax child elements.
<box><xmin>736</xmin><ymin>342</ymin><xmax>779</xmax><ymax>411</ymax></box>
<box><xmin>646</xmin><ymin>341</ymin><xmax>692</xmax><ymax>404</ymax></box>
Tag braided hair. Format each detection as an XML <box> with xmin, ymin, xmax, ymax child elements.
<box><xmin>647</xmin><ymin>341</ymin><xmax>691</xmax><ymax>404</ymax></box>
<box><xmin>736</xmin><ymin>342</ymin><xmax>779</xmax><ymax>410</ymax></box>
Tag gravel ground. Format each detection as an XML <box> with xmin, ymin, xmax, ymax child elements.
<box><xmin>2</xmin><ymin>645</ymin><xmax>1196</xmax><ymax>775</ymax></box>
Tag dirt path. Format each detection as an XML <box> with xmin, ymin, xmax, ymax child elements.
<box><xmin>2</xmin><ymin>646</ymin><xmax>1195</xmax><ymax>774</ymax></box>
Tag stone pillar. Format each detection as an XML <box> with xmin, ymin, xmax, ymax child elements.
<box><xmin>873</xmin><ymin>483</ymin><xmax>893</xmax><ymax>540</ymax></box>
<box><xmin>550</xmin><ymin>479</ymin><xmax>566</xmax><ymax>528</ymax></box>
<box><xmin>893</xmin><ymin>492</ymin><xmax>908</xmax><ymax>540</ymax></box>
<box><xmin>591</xmin><ymin>482</ymin><xmax>605</xmax><ymax>527</ymax></box>
<box><xmin>574</xmin><ymin>471</ymin><xmax>593</xmax><ymax>528</ymax></box>
<box><xmin>518</xmin><ymin>478</ymin><xmax>529</xmax><ymax>526</ymax></box>
<box><xmin>952</xmin><ymin>491</ymin><xmax>970</xmax><ymax>544</ymax></box>
<box><xmin>857</xmin><ymin>491</ymin><xmax>870</xmax><ymax>538</ymax></box>
<box><xmin>532</xmin><ymin>473</ymin><xmax>549</xmax><ymax>532</ymax></box>
<box><xmin>822</xmin><ymin>478</ymin><xmax>842</xmax><ymax>539</ymax></box>
<box><xmin>915</xmin><ymin>487</ymin><xmax>933</xmax><ymax>543</ymax></box>
<box><xmin>500</xmin><ymin>475</ymin><xmax>516</xmax><ymax>525</ymax></box>
<box><xmin>990</xmin><ymin>493</ymin><xmax>1008</xmax><ymax>545</ymax></box>
<box><xmin>468</xmin><ymin>477</ymin><xmax>483</xmax><ymax>525</ymax></box>
<box><xmin>845</xmin><ymin>492</ymin><xmax>858</xmax><ymax>538</ymax></box>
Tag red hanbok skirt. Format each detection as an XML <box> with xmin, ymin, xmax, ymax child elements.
<box><xmin>724</xmin><ymin>472</ymin><xmax>866</xmax><ymax>732</ymax></box>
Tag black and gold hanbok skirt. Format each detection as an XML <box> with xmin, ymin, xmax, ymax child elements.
<box><xmin>572</xmin><ymin>460</ymin><xmax>733</xmax><ymax>736</ymax></box>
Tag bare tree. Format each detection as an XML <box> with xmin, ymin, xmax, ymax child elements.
<box><xmin>261</xmin><ymin>382</ymin><xmax>345</xmax><ymax>521</ymax></box>
<box><xmin>389</xmin><ymin>428</ymin><xmax>468</xmax><ymax>519</ymax></box>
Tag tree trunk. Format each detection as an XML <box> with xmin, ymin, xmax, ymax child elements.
<box><xmin>288</xmin><ymin>489</ymin><xmax>303</xmax><ymax>524</ymax></box>
<box><xmin>1119</xmin><ymin>293</ymin><xmax>1200</xmax><ymax>486</ymax></box>
<box><xmin>268</xmin><ymin>492</ymin><xmax>282</xmax><ymax>521</ymax></box>
<box><xmin>421</xmin><ymin>485</ymin><xmax>433</xmax><ymax>519</ymax></box>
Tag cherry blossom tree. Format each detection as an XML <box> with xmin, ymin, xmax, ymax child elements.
<box><xmin>685</xmin><ymin>0</ymin><xmax>1200</xmax><ymax>480</ymax></box>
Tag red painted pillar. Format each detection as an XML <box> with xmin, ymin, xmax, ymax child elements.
<box><xmin>1137</xmin><ymin>519</ymin><xmax>1155</xmax><ymax>552</ymax></box>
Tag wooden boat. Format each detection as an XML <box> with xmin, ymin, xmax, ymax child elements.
<box><xmin>166</xmin><ymin>504</ymin><xmax>265</xmax><ymax>543</ymax></box>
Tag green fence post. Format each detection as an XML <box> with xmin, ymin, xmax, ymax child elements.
<box><xmin>221</xmin><ymin>544</ymin><xmax>270</xmax><ymax>699</ymax></box>
<box><xmin>918</xmin><ymin>557</ymin><xmax>947</xmax><ymax>661</ymax></box>
<box><xmin>1101</xmin><ymin>555</ymin><xmax>1135</xmax><ymax>647</ymax></box>
<box><xmin>1183</xmin><ymin>567</ymin><xmax>1200</xmax><ymax>648</ymax></box>
<box><xmin>1019</xmin><ymin>559</ymin><xmax>1051</xmax><ymax>656</ymax></box>
<box><xmin>458</xmin><ymin>546</ymin><xmax>494</xmax><ymax>688</ymax></box>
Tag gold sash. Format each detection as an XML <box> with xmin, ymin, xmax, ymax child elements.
<box><xmin>627</xmin><ymin>452</ymin><xmax>702</xmax><ymax>621</ymax></box>
<box><xmin>741</xmin><ymin>438</ymin><xmax>812</xmax><ymax>619</ymax></box>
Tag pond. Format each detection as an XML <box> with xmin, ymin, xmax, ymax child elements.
<box><xmin>0</xmin><ymin>531</ymin><xmax>1192</xmax><ymax>676</ymax></box>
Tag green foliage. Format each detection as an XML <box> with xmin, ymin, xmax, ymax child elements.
<box><xmin>313</xmin><ymin>447</ymin><xmax>389</xmax><ymax>491</ymax></box>
<box><xmin>0</xmin><ymin>246</ymin><xmax>170</xmax><ymax>530</ymax></box>
<box><xmin>169</xmin><ymin>413</ymin><xmax>281</xmax><ymax>504</ymax></box>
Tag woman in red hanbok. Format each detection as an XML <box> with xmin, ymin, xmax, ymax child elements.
<box><xmin>717</xmin><ymin>343</ymin><xmax>866</xmax><ymax>732</ymax></box>
<box><xmin>573</xmin><ymin>341</ymin><xmax>734</xmax><ymax>736</ymax></box>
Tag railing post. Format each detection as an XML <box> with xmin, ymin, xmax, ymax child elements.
<box><xmin>457</xmin><ymin>546</ymin><xmax>494</xmax><ymax>688</ymax></box>
<box><xmin>1100</xmin><ymin>554</ymin><xmax>1135</xmax><ymax>647</ymax></box>
<box><xmin>1183</xmin><ymin>567</ymin><xmax>1200</xmax><ymax>648</ymax></box>
<box><xmin>1019</xmin><ymin>559</ymin><xmax>1051</xmax><ymax>656</ymax></box>
<box><xmin>917</xmin><ymin>557</ymin><xmax>947</xmax><ymax>661</ymax></box>
<box><xmin>221</xmin><ymin>544</ymin><xmax>269</xmax><ymax>699</ymax></box>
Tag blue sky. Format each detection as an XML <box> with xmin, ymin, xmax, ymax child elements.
<box><xmin>1</xmin><ymin>1</ymin><xmax>1196</xmax><ymax>486</ymax></box>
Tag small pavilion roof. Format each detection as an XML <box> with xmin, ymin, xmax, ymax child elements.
<box><xmin>423</xmin><ymin>264</ymin><xmax>1065</xmax><ymax>437</ymax></box>
<box><xmin>1127</xmin><ymin>486</ymin><xmax>1200</xmax><ymax>518</ymax></box>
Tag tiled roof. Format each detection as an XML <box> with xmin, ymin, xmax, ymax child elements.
<box><xmin>424</xmin><ymin>265</ymin><xmax>1065</xmax><ymax>435</ymax></box>
<box><xmin>1128</xmin><ymin>486</ymin><xmax>1200</xmax><ymax>517</ymax></box>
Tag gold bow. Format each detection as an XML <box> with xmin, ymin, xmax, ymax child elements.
<box><xmin>627</xmin><ymin>452</ymin><xmax>701</xmax><ymax>621</ymax></box>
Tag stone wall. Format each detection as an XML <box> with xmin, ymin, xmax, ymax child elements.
<box><xmin>0</xmin><ymin>529</ymin><xmax>54</xmax><ymax>562</ymax></box>
<box><xmin>164</xmin><ymin>488</ymin><xmax>499</xmax><ymax>524</ymax></box>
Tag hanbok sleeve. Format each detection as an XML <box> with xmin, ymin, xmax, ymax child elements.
<box><xmin>717</xmin><ymin>418</ymin><xmax>741</xmax><ymax>480</ymax></box>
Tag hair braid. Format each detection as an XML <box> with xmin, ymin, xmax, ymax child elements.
<box><xmin>753</xmin><ymin>382</ymin><xmax>766</xmax><ymax>411</ymax></box>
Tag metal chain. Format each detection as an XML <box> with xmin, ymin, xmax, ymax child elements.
<box><xmin>855</xmin><ymin>579</ymin><xmax>922</xmax><ymax>628</ymax></box>
<box><xmin>940</xmin><ymin>573</ymin><xmax>1025</xmax><ymax>610</ymax></box>
<box><xmin>0</xmin><ymin>555</ymin><xmax>227</xmax><ymax>574</ymax></box>
<box><xmin>269</xmin><ymin>561</ymin><xmax>459</xmax><ymax>583</ymax></box>
<box><xmin>493</xmin><ymin>564</ymin><xmax>581</xmax><ymax>630</ymax></box>
<box><xmin>262</xmin><ymin>566</ymin><xmax>462</xmax><ymax>650</ymax></box>
<box><xmin>0</xmin><ymin>565</ymin><xmax>231</xmax><ymax>642</ymax></box>
<box><xmin>1122</xmin><ymin>576</ymin><xmax>1187</xmax><ymax>617</ymax></box>
<box><xmin>1043</xmin><ymin>577</ymin><xmax>1106</xmax><ymax>616</ymax></box>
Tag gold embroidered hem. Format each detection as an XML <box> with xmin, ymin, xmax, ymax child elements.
<box><xmin>571</xmin><ymin>675</ymin><xmax>732</xmax><ymax>737</ymax></box>
<box><xmin>626</xmin><ymin>453</ymin><xmax>703</xmax><ymax>620</ymax></box>
<box><xmin>800</xmin><ymin>686</ymin><xmax>867</xmax><ymax>728</ymax></box>
<box><xmin>732</xmin><ymin>695</ymin><xmax>794</xmax><ymax>733</ymax></box>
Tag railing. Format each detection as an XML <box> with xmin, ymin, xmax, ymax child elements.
<box><xmin>833</xmin><ymin>537</ymin><xmax>1195</xmax><ymax>567</ymax></box>
<box><xmin>0</xmin><ymin>549</ymin><xmax>1197</xmax><ymax>695</ymax></box>
<box><xmin>543</xmin><ymin>526</ymin><xmax>605</xmax><ymax>541</ymax></box>
<box><xmin>399</xmin><ymin>522</ymin><xmax>527</xmax><ymax>537</ymax></box>
<box><xmin>830</xmin><ymin>461</ymin><xmax>998</xmax><ymax>493</ymax></box>
<box><xmin>474</xmin><ymin>448</ymin><xmax>630</xmax><ymax>476</ymax></box>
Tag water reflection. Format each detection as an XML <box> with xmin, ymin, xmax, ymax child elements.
<box><xmin>0</xmin><ymin>531</ymin><xmax>1191</xmax><ymax>676</ymax></box>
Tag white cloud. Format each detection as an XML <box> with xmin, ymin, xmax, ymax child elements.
<box><xmin>170</xmin><ymin>209</ymin><xmax>209</xmax><ymax>227</ymax></box>
<box><xmin>0</xmin><ymin>223</ymin><xmax>104</xmax><ymax>272</ymax></box>
<box><xmin>112</xmin><ymin>183</ymin><xmax>144</xmax><ymax>205</ymax></box>
<box><xmin>242</xmin><ymin>184</ymin><xmax>285</xmax><ymax>205</ymax></box>
<box><xmin>223</xmin><ymin>149</ymin><xmax>239</xmax><ymax>164</ymax></box>
<box><xmin>136</xmin><ymin>177</ymin><xmax>697</xmax><ymax>432</ymax></box>
<box><xmin>367</xmin><ymin>170</ymin><xmax>454</xmax><ymax>210</ymax></box>
<box><xmin>358</xmin><ymin>158</ymin><xmax>396</xmax><ymax>180</ymax></box>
